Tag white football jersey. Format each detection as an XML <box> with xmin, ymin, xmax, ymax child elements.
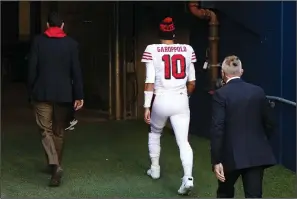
<box><xmin>141</xmin><ymin>44</ymin><xmax>197</xmax><ymax>94</ymax></box>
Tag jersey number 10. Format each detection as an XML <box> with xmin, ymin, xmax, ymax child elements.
<box><xmin>162</xmin><ymin>54</ymin><xmax>186</xmax><ymax>80</ymax></box>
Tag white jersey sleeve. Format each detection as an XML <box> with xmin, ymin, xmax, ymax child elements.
<box><xmin>145</xmin><ymin>62</ymin><xmax>155</xmax><ymax>83</ymax></box>
<box><xmin>187</xmin><ymin>46</ymin><xmax>196</xmax><ymax>81</ymax></box>
<box><xmin>142</xmin><ymin>45</ymin><xmax>155</xmax><ymax>83</ymax></box>
<box><xmin>141</xmin><ymin>45</ymin><xmax>153</xmax><ymax>63</ymax></box>
<box><xmin>191</xmin><ymin>47</ymin><xmax>197</xmax><ymax>63</ymax></box>
<box><xmin>188</xmin><ymin>63</ymin><xmax>196</xmax><ymax>81</ymax></box>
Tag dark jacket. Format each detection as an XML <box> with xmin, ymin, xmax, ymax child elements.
<box><xmin>210</xmin><ymin>78</ymin><xmax>276</xmax><ymax>171</ymax></box>
<box><xmin>28</xmin><ymin>29</ymin><xmax>83</xmax><ymax>103</ymax></box>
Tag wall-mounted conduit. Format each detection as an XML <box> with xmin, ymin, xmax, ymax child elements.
<box><xmin>188</xmin><ymin>1</ymin><xmax>220</xmax><ymax>90</ymax></box>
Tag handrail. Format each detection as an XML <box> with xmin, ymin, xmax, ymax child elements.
<box><xmin>266</xmin><ymin>95</ymin><xmax>296</xmax><ymax>107</ymax></box>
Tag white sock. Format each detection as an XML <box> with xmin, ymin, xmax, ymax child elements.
<box><xmin>148</xmin><ymin>132</ymin><xmax>161</xmax><ymax>167</ymax></box>
<box><xmin>183</xmin><ymin>165</ymin><xmax>193</xmax><ymax>178</ymax></box>
<box><xmin>151</xmin><ymin>157</ymin><xmax>159</xmax><ymax>167</ymax></box>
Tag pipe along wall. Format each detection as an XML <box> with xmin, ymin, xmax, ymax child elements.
<box><xmin>189</xmin><ymin>1</ymin><xmax>296</xmax><ymax>172</ymax></box>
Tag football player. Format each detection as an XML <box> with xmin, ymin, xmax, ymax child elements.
<box><xmin>141</xmin><ymin>17</ymin><xmax>196</xmax><ymax>195</ymax></box>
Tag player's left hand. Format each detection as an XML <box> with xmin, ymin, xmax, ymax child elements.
<box><xmin>144</xmin><ymin>108</ymin><xmax>151</xmax><ymax>124</ymax></box>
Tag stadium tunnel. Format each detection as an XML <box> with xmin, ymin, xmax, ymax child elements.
<box><xmin>1</xmin><ymin>0</ymin><xmax>295</xmax><ymax>175</ymax></box>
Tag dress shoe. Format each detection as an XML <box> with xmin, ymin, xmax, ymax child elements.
<box><xmin>49</xmin><ymin>166</ymin><xmax>63</xmax><ymax>187</ymax></box>
<box><xmin>42</xmin><ymin>164</ymin><xmax>55</xmax><ymax>174</ymax></box>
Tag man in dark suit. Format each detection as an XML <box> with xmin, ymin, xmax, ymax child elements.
<box><xmin>210</xmin><ymin>55</ymin><xmax>276</xmax><ymax>198</ymax></box>
<box><xmin>28</xmin><ymin>12</ymin><xmax>84</xmax><ymax>187</ymax></box>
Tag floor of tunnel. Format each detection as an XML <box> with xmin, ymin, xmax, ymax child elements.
<box><xmin>1</xmin><ymin>83</ymin><xmax>296</xmax><ymax>198</ymax></box>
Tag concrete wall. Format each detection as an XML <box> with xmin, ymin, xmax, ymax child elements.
<box><xmin>1</xmin><ymin>2</ymin><xmax>19</xmax><ymax>44</ymax></box>
<box><xmin>18</xmin><ymin>1</ymin><xmax>30</xmax><ymax>41</ymax></box>
<box><xmin>280</xmin><ymin>1</ymin><xmax>296</xmax><ymax>172</ymax></box>
<box><xmin>189</xmin><ymin>1</ymin><xmax>296</xmax><ymax>171</ymax></box>
<box><xmin>40</xmin><ymin>2</ymin><xmax>50</xmax><ymax>31</ymax></box>
<box><xmin>59</xmin><ymin>2</ymin><xmax>111</xmax><ymax>110</ymax></box>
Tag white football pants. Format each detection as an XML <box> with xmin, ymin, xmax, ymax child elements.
<box><xmin>148</xmin><ymin>93</ymin><xmax>193</xmax><ymax>177</ymax></box>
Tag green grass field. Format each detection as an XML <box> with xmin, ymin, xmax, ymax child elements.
<box><xmin>2</xmin><ymin>120</ymin><xmax>296</xmax><ymax>198</ymax></box>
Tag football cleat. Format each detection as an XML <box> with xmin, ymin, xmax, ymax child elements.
<box><xmin>147</xmin><ymin>165</ymin><xmax>160</xmax><ymax>179</ymax></box>
<box><xmin>178</xmin><ymin>176</ymin><xmax>194</xmax><ymax>195</ymax></box>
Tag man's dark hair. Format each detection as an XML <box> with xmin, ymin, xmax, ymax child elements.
<box><xmin>47</xmin><ymin>12</ymin><xmax>63</xmax><ymax>27</ymax></box>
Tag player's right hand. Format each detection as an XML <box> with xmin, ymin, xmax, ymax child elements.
<box><xmin>144</xmin><ymin>108</ymin><xmax>151</xmax><ymax>124</ymax></box>
<box><xmin>214</xmin><ymin>163</ymin><xmax>225</xmax><ymax>182</ymax></box>
<box><xmin>74</xmin><ymin>99</ymin><xmax>84</xmax><ymax>110</ymax></box>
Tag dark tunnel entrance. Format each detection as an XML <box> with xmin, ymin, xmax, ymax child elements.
<box><xmin>1</xmin><ymin>1</ymin><xmax>189</xmax><ymax>121</ymax></box>
<box><xmin>1</xmin><ymin>1</ymin><xmax>296</xmax><ymax>197</ymax></box>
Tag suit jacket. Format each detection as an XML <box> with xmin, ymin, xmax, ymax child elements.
<box><xmin>28</xmin><ymin>34</ymin><xmax>83</xmax><ymax>103</ymax></box>
<box><xmin>210</xmin><ymin>78</ymin><xmax>276</xmax><ymax>171</ymax></box>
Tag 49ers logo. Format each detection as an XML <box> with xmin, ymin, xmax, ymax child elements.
<box><xmin>160</xmin><ymin>23</ymin><xmax>175</xmax><ymax>32</ymax></box>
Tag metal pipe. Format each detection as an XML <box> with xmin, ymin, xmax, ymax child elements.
<box><xmin>209</xmin><ymin>19</ymin><xmax>220</xmax><ymax>89</ymax></box>
<box><xmin>266</xmin><ymin>96</ymin><xmax>296</xmax><ymax>107</ymax></box>
<box><xmin>123</xmin><ymin>36</ymin><xmax>127</xmax><ymax>120</ymax></box>
<box><xmin>133</xmin><ymin>2</ymin><xmax>138</xmax><ymax>118</ymax></box>
<box><xmin>115</xmin><ymin>1</ymin><xmax>121</xmax><ymax>120</ymax></box>
<box><xmin>108</xmin><ymin>3</ymin><xmax>113</xmax><ymax>119</ymax></box>
<box><xmin>188</xmin><ymin>1</ymin><xmax>220</xmax><ymax>90</ymax></box>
